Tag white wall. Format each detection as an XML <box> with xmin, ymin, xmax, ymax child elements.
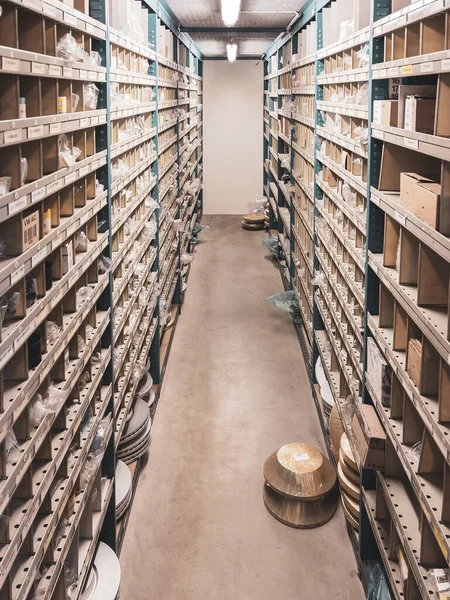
<box><xmin>203</xmin><ymin>60</ymin><xmax>263</xmax><ymax>215</ymax></box>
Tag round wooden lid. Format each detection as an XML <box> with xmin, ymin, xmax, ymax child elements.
<box><xmin>243</xmin><ymin>213</ymin><xmax>266</xmax><ymax>224</ymax></box>
<box><xmin>264</xmin><ymin>443</ymin><xmax>336</xmax><ymax>501</ymax></box>
<box><xmin>339</xmin><ymin>449</ymin><xmax>360</xmax><ymax>485</ymax></box>
<box><xmin>341</xmin><ymin>497</ymin><xmax>359</xmax><ymax>530</ymax></box>
<box><xmin>340</xmin><ymin>433</ymin><xmax>358</xmax><ymax>471</ymax></box>
<box><xmin>263</xmin><ymin>484</ymin><xmax>338</xmax><ymax>529</ymax></box>
<box><xmin>341</xmin><ymin>489</ymin><xmax>360</xmax><ymax>520</ymax></box>
<box><xmin>242</xmin><ymin>222</ymin><xmax>264</xmax><ymax>231</ymax></box>
<box><xmin>337</xmin><ymin>460</ymin><xmax>360</xmax><ymax>501</ymax></box>
<box><xmin>329</xmin><ymin>406</ymin><xmax>344</xmax><ymax>461</ymax></box>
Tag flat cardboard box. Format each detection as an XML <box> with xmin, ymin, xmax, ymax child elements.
<box><xmin>400</xmin><ymin>172</ymin><xmax>441</xmax><ymax>229</ymax></box>
<box><xmin>352</xmin><ymin>404</ymin><xmax>386</xmax><ymax>470</ymax></box>
<box><xmin>407</xmin><ymin>338</ymin><xmax>422</xmax><ymax>389</ymax></box>
<box><xmin>404</xmin><ymin>95</ymin><xmax>436</xmax><ymax>134</ymax></box>
<box><xmin>398</xmin><ymin>85</ymin><xmax>436</xmax><ymax>128</ymax></box>
<box><xmin>373</xmin><ymin>100</ymin><xmax>398</xmax><ymax>127</ymax></box>
<box><xmin>367</xmin><ymin>337</ymin><xmax>391</xmax><ymax>408</ymax></box>
<box><xmin>22</xmin><ymin>209</ymin><xmax>39</xmax><ymax>251</ymax></box>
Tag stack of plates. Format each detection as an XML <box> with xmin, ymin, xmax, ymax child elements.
<box><xmin>115</xmin><ymin>460</ymin><xmax>132</xmax><ymax>520</ymax></box>
<box><xmin>337</xmin><ymin>433</ymin><xmax>360</xmax><ymax>531</ymax></box>
<box><xmin>263</xmin><ymin>442</ymin><xmax>338</xmax><ymax>529</ymax></box>
<box><xmin>315</xmin><ymin>358</ymin><xmax>335</xmax><ymax>430</ymax></box>
<box><xmin>81</xmin><ymin>542</ymin><xmax>120</xmax><ymax>600</ymax></box>
<box><xmin>117</xmin><ymin>399</ymin><xmax>152</xmax><ymax>465</ymax></box>
<box><xmin>242</xmin><ymin>214</ymin><xmax>265</xmax><ymax>231</ymax></box>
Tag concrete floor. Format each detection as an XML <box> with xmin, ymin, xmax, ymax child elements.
<box><xmin>120</xmin><ymin>215</ymin><xmax>365</xmax><ymax>600</ymax></box>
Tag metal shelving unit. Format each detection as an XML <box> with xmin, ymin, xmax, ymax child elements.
<box><xmin>0</xmin><ymin>0</ymin><xmax>203</xmax><ymax>596</ymax></box>
<box><xmin>264</xmin><ymin>1</ymin><xmax>450</xmax><ymax>598</ymax></box>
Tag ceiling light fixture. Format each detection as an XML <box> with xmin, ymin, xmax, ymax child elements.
<box><xmin>227</xmin><ymin>41</ymin><xmax>237</xmax><ymax>62</ymax></box>
<box><xmin>221</xmin><ymin>0</ymin><xmax>241</xmax><ymax>27</ymax></box>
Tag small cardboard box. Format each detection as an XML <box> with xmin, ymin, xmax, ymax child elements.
<box><xmin>407</xmin><ymin>338</ymin><xmax>422</xmax><ymax>389</ymax></box>
<box><xmin>352</xmin><ymin>404</ymin><xmax>386</xmax><ymax>470</ymax></box>
<box><xmin>400</xmin><ymin>172</ymin><xmax>441</xmax><ymax>229</ymax></box>
<box><xmin>404</xmin><ymin>95</ymin><xmax>436</xmax><ymax>134</ymax></box>
<box><xmin>373</xmin><ymin>100</ymin><xmax>398</xmax><ymax>127</ymax></box>
<box><xmin>22</xmin><ymin>209</ymin><xmax>40</xmax><ymax>251</ymax></box>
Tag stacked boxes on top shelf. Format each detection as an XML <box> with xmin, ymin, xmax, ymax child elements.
<box><xmin>264</xmin><ymin>1</ymin><xmax>450</xmax><ymax>597</ymax></box>
<box><xmin>0</xmin><ymin>0</ymin><xmax>203</xmax><ymax>597</ymax></box>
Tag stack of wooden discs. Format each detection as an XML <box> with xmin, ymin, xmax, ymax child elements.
<box><xmin>242</xmin><ymin>213</ymin><xmax>265</xmax><ymax>231</ymax></box>
<box><xmin>329</xmin><ymin>406</ymin><xmax>344</xmax><ymax>462</ymax></box>
<box><xmin>337</xmin><ymin>433</ymin><xmax>360</xmax><ymax>531</ymax></box>
<box><xmin>263</xmin><ymin>442</ymin><xmax>338</xmax><ymax>529</ymax></box>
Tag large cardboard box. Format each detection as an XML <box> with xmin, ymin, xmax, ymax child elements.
<box><xmin>404</xmin><ymin>95</ymin><xmax>436</xmax><ymax>134</ymax></box>
<box><xmin>400</xmin><ymin>173</ymin><xmax>441</xmax><ymax>229</ymax></box>
<box><xmin>373</xmin><ymin>100</ymin><xmax>398</xmax><ymax>127</ymax></box>
<box><xmin>407</xmin><ymin>338</ymin><xmax>422</xmax><ymax>389</ymax></box>
<box><xmin>352</xmin><ymin>405</ymin><xmax>386</xmax><ymax>470</ymax></box>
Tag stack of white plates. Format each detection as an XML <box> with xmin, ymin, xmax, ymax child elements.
<box><xmin>81</xmin><ymin>542</ymin><xmax>120</xmax><ymax>600</ymax></box>
<box><xmin>117</xmin><ymin>399</ymin><xmax>152</xmax><ymax>464</ymax></box>
<box><xmin>315</xmin><ymin>358</ymin><xmax>335</xmax><ymax>429</ymax></box>
<box><xmin>115</xmin><ymin>460</ymin><xmax>132</xmax><ymax>520</ymax></box>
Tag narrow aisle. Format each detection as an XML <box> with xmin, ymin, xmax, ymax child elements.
<box><xmin>120</xmin><ymin>215</ymin><xmax>364</xmax><ymax>600</ymax></box>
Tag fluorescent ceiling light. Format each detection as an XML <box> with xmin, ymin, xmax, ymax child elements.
<box><xmin>227</xmin><ymin>43</ymin><xmax>237</xmax><ymax>62</ymax></box>
<box><xmin>221</xmin><ymin>0</ymin><xmax>241</xmax><ymax>27</ymax></box>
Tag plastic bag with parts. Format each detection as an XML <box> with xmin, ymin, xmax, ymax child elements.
<box><xmin>266</xmin><ymin>291</ymin><xmax>302</xmax><ymax>324</ymax></box>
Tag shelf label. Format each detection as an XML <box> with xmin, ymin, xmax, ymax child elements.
<box><xmin>49</xmin><ymin>122</ymin><xmax>62</xmax><ymax>135</ymax></box>
<box><xmin>64</xmin><ymin>12</ymin><xmax>77</xmax><ymax>26</ymax></box>
<box><xmin>28</xmin><ymin>125</ymin><xmax>44</xmax><ymax>139</ymax></box>
<box><xmin>49</xmin><ymin>65</ymin><xmax>62</xmax><ymax>77</ymax></box>
<box><xmin>32</xmin><ymin>246</ymin><xmax>47</xmax><ymax>267</ymax></box>
<box><xmin>79</xmin><ymin>118</ymin><xmax>89</xmax><ymax>128</ymax></box>
<box><xmin>421</xmin><ymin>61</ymin><xmax>433</xmax><ymax>73</ymax></box>
<box><xmin>32</xmin><ymin>61</ymin><xmax>47</xmax><ymax>75</ymax></box>
<box><xmin>79</xmin><ymin>165</ymin><xmax>89</xmax><ymax>178</ymax></box>
<box><xmin>63</xmin><ymin>67</ymin><xmax>73</xmax><ymax>78</ymax></box>
<box><xmin>401</xmin><ymin>64</ymin><xmax>413</xmax><ymax>75</ymax></box>
<box><xmin>79</xmin><ymin>69</ymin><xmax>87</xmax><ymax>80</ymax></box>
<box><xmin>88</xmin><ymin>70</ymin><xmax>97</xmax><ymax>80</ymax></box>
<box><xmin>389</xmin><ymin>67</ymin><xmax>399</xmax><ymax>77</ymax></box>
<box><xmin>11</xmin><ymin>263</ymin><xmax>25</xmax><ymax>285</ymax></box>
<box><xmin>31</xmin><ymin>187</ymin><xmax>45</xmax><ymax>203</ymax></box>
<box><xmin>65</xmin><ymin>172</ymin><xmax>77</xmax><ymax>185</ymax></box>
<box><xmin>9</xmin><ymin>196</ymin><xmax>27</xmax><ymax>215</ymax></box>
<box><xmin>3</xmin><ymin>57</ymin><xmax>19</xmax><ymax>71</ymax></box>
<box><xmin>404</xmin><ymin>137</ymin><xmax>419</xmax><ymax>150</ymax></box>
<box><xmin>47</xmin><ymin>178</ymin><xmax>63</xmax><ymax>195</ymax></box>
<box><xmin>4</xmin><ymin>129</ymin><xmax>22</xmax><ymax>144</ymax></box>
<box><xmin>0</xmin><ymin>343</ymin><xmax>14</xmax><ymax>370</ymax></box>
<box><xmin>14</xmin><ymin>320</ymin><xmax>35</xmax><ymax>352</ymax></box>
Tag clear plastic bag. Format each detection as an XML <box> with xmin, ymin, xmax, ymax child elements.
<box><xmin>98</xmin><ymin>254</ymin><xmax>111</xmax><ymax>274</ymax></box>
<box><xmin>58</xmin><ymin>134</ymin><xmax>81</xmax><ymax>168</ymax></box>
<box><xmin>71</xmin><ymin>93</ymin><xmax>80</xmax><ymax>112</ymax></box>
<box><xmin>406</xmin><ymin>441</ymin><xmax>422</xmax><ymax>464</ymax></box>
<box><xmin>266</xmin><ymin>291</ymin><xmax>302</xmax><ymax>324</ymax></box>
<box><xmin>56</xmin><ymin>33</ymin><xmax>90</xmax><ymax>63</ymax></box>
<box><xmin>76</xmin><ymin>286</ymin><xmax>93</xmax><ymax>307</ymax></box>
<box><xmin>29</xmin><ymin>393</ymin><xmax>54</xmax><ymax>427</ymax></box>
<box><xmin>74</xmin><ymin>231</ymin><xmax>88</xmax><ymax>253</ymax></box>
<box><xmin>0</xmin><ymin>176</ymin><xmax>11</xmax><ymax>197</ymax></box>
<box><xmin>357</xmin><ymin>43</ymin><xmax>370</xmax><ymax>68</ymax></box>
<box><xmin>46</xmin><ymin>320</ymin><xmax>61</xmax><ymax>344</ymax></box>
<box><xmin>431</xmin><ymin>569</ymin><xmax>450</xmax><ymax>597</ymax></box>
<box><xmin>262</xmin><ymin>236</ymin><xmax>278</xmax><ymax>257</ymax></box>
<box><xmin>339</xmin><ymin>19</ymin><xmax>354</xmax><ymax>41</ymax></box>
<box><xmin>83</xmin><ymin>83</ymin><xmax>99</xmax><ymax>110</ymax></box>
<box><xmin>21</xmin><ymin>157</ymin><xmax>28</xmax><ymax>186</ymax></box>
<box><xmin>367</xmin><ymin>564</ymin><xmax>392</xmax><ymax>600</ymax></box>
<box><xmin>6</xmin><ymin>428</ymin><xmax>19</xmax><ymax>456</ymax></box>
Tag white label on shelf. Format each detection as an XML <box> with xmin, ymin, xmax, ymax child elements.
<box><xmin>442</xmin><ymin>58</ymin><xmax>450</xmax><ymax>71</ymax></box>
<box><xmin>64</xmin><ymin>12</ymin><xmax>77</xmax><ymax>26</ymax></box>
<box><xmin>52</xmin><ymin>235</ymin><xmax>62</xmax><ymax>250</ymax></box>
<box><xmin>28</xmin><ymin>125</ymin><xmax>44</xmax><ymax>139</ymax></box>
<box><xmin>31</xmin><ymin>187</ymin><xmax>45</xmax><ymax>203</ymax></box>
<box><xmin>65</xmin><ymin>172</ymin><xmax>77</xmax><ymax>185</ymax></box>
<box><xmin>69</xmin><ymin>270</ymin><xmax>79</xmax><ymax>289</ymax></box>
<box><xmin>88</xmin><ymin>70</ymin><xmax>97</xmax><ymax>80</ymax></box>
<box><xmin>47</xmin><ymin>178</ymin><xmax>63</xmax><ymax>194</ymax></box>
<box><xmin>4</xmin><ymin>129</ymin><xmax>22</xmax><ymax>144</ymax></box>
<box><xmin>14</xmin><ymin>321</ymin><xmax>35</xmax><ymax>352</ymax></box>
<box><xmin>79</xmin><ymin>118</ymin><xmax>89</xmax><ymax>128</ymax></box>
<box><xmin>67</xmin><ymin>221</ymin><xmax>78</xmax><ymax>237</ymax></box>
<box><xmin>45</xmin><ymin>4</ymin><xmax>58</xmax><ymax>17</ymax></box>
<box><xmin>79</xmin><ymin>69</ymin><xmax>87</xmax><ymax>80</ymax></box>
<box><xmin>63</xmin><ymin>67</ymin><xmax>73</xmax><ymax>78</ymax></box>
<box><xmin>91</xmin><ymin>116</ymin><xmax>99</xmax><ymax>125</ymax></box>
<box><xmin>404</xmin><ymin>137</ymin><xmax>419</xmax><ymax>150</ymax></box>
<box><xmin>9</xmin><ymin>196</ymin><xmax>27</xmax><ymax>215</ymax></box>
<box><xmin>0</xmin><ymin>344</ymin><xmax>14</xmax><ymax>370</ymax></box>
<box><xmin>395</xmin><ymin>211</ymin><xmax>406</xmax><ymax>226</ymax></box>
<box><xmin>49</xmin><ymin>122</ymin><xmax>61</xmax><ymax>135</ymax></box>
<box><xmin>85</xmin><ymin>23</ymin><xmax>93</xmax><ymax>34</ymax></box>
<box><xmin>421</xmin><ymin>62</ymin><xmax>433</xmax><ymax>73</ymax></box>
<box><xmin>389</xmin><ymin>67</ymin><xmax>399</xmax><ymax>77</ymax></box>
<box><xmin>3</xmin><ymin>57</ymin><xmax>19</xmax><ymax>71</ymax></box>
<box><xmin>11</xmin><ymin>264</ymin><xmax>25</xmax><ymax>285</ymax></box>
<box><xmin>32</xmin><ymin>247</ymin><xmax>47</xmax><ymax>267</ymax></box>
<box><xmin>48</xmin><ymin>65</ymin><xmax>62</xmax><ymax>77</ymax></box>
<box><xmin>79</xmin><ymin>165</ymin><xmax>89</xmax><ymax>178</ymax></box>
<box><xmin>50</xmin><ymin>293</ymin><xmax>60</xmax><ymax>310</ymax></box>
<box><xmin>32</xmin><ymin>61</ymin><xmax>47</xmax><ymax>75</ymax></box>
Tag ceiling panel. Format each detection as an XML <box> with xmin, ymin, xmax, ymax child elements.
<box><xmin>165</xmin><ymin>0</ymin><xmax>306</xmax><ymax>56</ymax></box>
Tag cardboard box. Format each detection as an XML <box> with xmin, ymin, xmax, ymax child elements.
<box><xmin>398</xmin><ymin>85</ymin><xmax>435</xmax><ymax>128</ymax></box>
<box><xmin>22</xmin><ymin>209</ymin><xmax>39</xmax><ymax>251</ymax></box>
<box><xmin>404</xmin><ymin>95</ymin><xmax>436</xmax><ymax>134</ymax></box>
<box><xmin>373</xmin><ymin>100</ymin><xmax>398</xmax><ymax>127</ymax></box>
<box><xmin>352</xmin><ymin>404</ymin><xmax>386</xmax><ymax>470</ymax></box>
<box><xmin>62</xmin><ymin>241</ymin><xmax>74</xmax><ymax>275</ymax></box>
<box><xmin>407</xmin><ymin>338</ymin><xmax>422</xmax><ymax>389</ymax></box>
<box><xmin>400</xmin><ymin>173</ymin><xmax>441</xmax><ymax>229</ymax></box>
